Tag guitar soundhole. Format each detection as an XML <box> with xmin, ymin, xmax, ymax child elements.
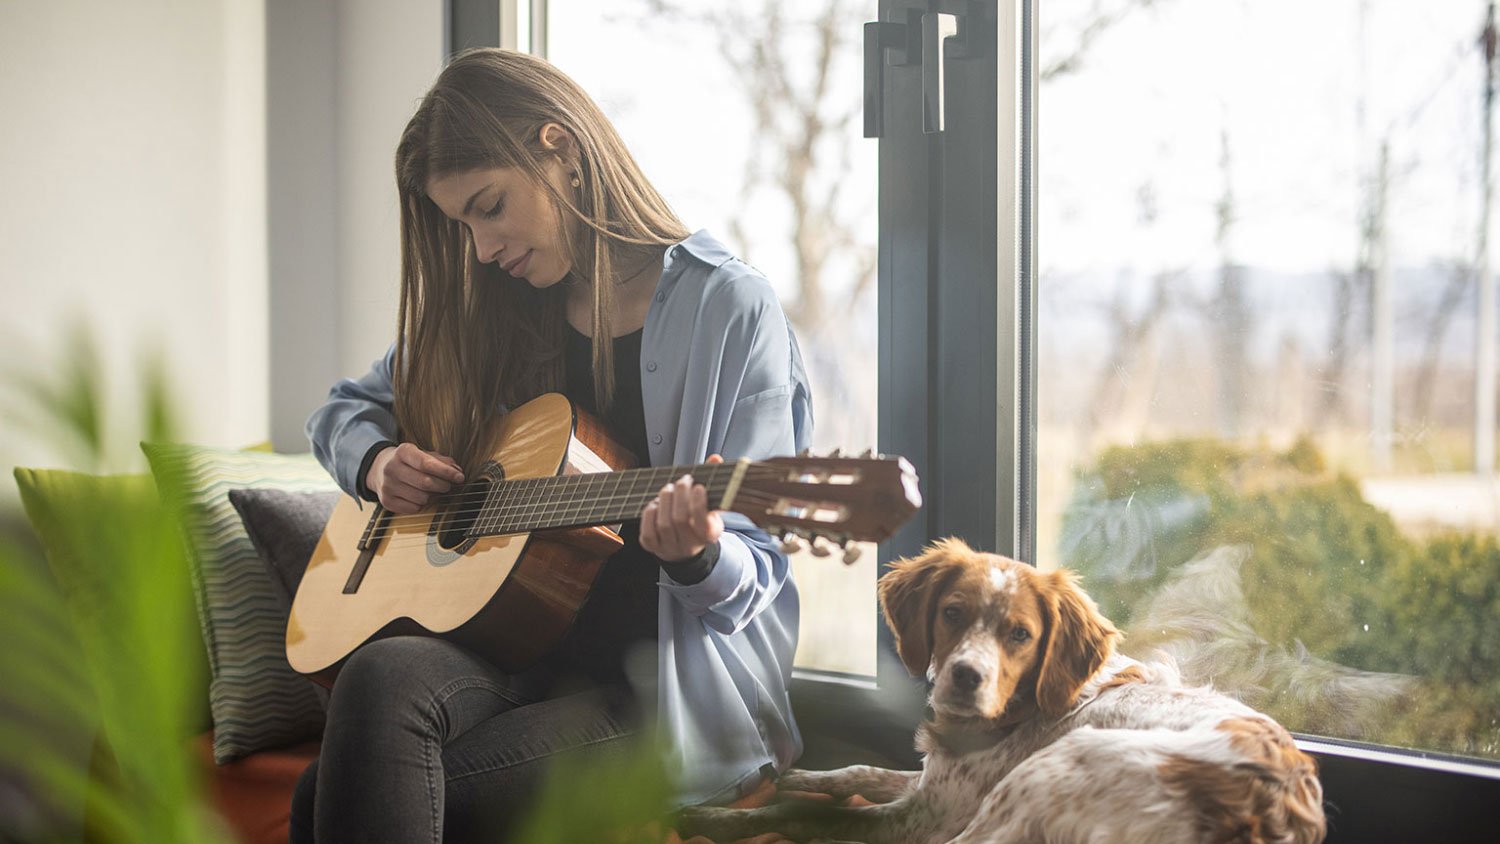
<box><xmin>434</xmin><ymin>479</ymin><xmax>488</xmax><ymax>551</ymax></box>
<box><xmin>432</xmin><ymin>461</ymin><xmax>507</xmax><ymax>554</ymax></box>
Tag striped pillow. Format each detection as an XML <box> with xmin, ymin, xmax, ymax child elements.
<box><xmin>142</xmin><ymin>443</ymin><xmax>338</xmax><ymax>763</ymax></box>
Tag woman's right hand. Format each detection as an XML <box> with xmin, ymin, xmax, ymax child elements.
<box><xmin>366</xmin><ymin>443</ymin><xmax>466</xmax><ymax>514</ymax></box>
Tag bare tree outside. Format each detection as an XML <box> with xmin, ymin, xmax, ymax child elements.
<box><xmin>1040</xmin><ymin>0</ymin><xmax>1500</xmax><ymax>763</ymax></box>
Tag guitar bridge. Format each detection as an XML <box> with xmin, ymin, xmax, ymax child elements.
<box><xmin>344</xmin><ymin>504</ymin><xmax>393</xmax><ymax>594</ymax></box>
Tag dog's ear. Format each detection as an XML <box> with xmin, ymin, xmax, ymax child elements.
<box><xmin>1035</xmin><ymin>569</ymin><xmax>1119</xmax><ymax>718</ymax></box>
<box><xmin>879</xmin><ymin>539</ymin><xmax>969</xmax><ymax>677</ymax></box>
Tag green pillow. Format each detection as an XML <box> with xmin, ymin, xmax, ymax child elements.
<box><xmin>141</xmin><ymin>443</ymin><xmax>338</xmax><ymax>763</ymax></box>
<box><xmin>12</xmin><ymin>467</ymin><xmax>213</xmax><ymax>736</ymax></box>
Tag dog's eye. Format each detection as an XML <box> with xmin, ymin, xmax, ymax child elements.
<box><xmin>942</xmin><ymin>606</ymin><xmax>963</xmax><ymax>623</ymax></box>
<box><xmin>1009</xmin><ymin>627</ymin><xmax>1031</xmax><ymax>643</ymax></box>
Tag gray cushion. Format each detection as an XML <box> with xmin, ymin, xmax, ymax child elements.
<box><xmin>227</xmin><ymin>487</ymin><xmax>338</xmax><ymax>611</ymax></box>
<box><xmin>228</xmin><ymin>487</ymin><xmax>340</xmax><ymax>711</ymax></box>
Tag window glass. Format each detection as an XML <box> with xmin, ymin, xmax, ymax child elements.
<box><xmin>1039</xmin><ymin>0</ymin><xmax>1499</xmax><ymax>760</ymax></box>
<box><xmin>549</xmin><ymin>0</ymin><xmax>878</xmax><ymax>676</ymax></box>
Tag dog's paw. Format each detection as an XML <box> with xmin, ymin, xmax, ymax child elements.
<box><xmin>675</xmin><ymin>805</ymin><xmax>750</xmax><ymax>841</ymax></box>
<box><xmin>776</xmin><ymin>769</ymin><xmax>827</xmax><ymax>793</ymax></box>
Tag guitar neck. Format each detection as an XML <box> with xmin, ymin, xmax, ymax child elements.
<box><xmin>469</xmin><ymin>461</ymin><xmax>746</xmax><ymax>536</ymax></box>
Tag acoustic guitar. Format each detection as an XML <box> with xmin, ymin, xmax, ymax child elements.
<box><xmin>286</xmin><ymin>392</ymin><xmax>922</xmax><ymax>683</ymax></box>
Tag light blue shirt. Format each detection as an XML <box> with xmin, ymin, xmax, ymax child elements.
<box><xmin>306</xmin><ymin>229</ymin><xmax>813</xmax><ymax>807</ymax></box>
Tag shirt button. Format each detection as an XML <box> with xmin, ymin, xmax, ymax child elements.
<box><xmin>646</xmin><ymin>360</ymin><xmax>658</xmax><ymax>372</ymax></box>
<box><xmin>652</xmin><ymin>433</ymin><xmax>663</xmax><ymax>445</ymax></box>
<box><xmin>656</xmin><ymin>292</ymin><xmax>665</xmax><ymax>302</ymax></box>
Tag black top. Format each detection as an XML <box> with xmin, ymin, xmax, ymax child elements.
<box><xmin>564</xmin><ymin>326</ymin><xmax>650</xmax><ymax>464</ymax></box>
<box><xmin>560</xmin><ymin>326</ymin><xmax>717</xmax><ymax>685</ymax></box>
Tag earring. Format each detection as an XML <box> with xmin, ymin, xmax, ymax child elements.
<box><xmin>570</xmin><ymin>172</ymin><xmax>581</xmax><ymax>189</ymax></box>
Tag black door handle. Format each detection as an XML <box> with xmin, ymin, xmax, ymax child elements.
<box><xmin>863</xmin><ymin>17</ymin><xmax>917</xmax><ymax>138</ymax></box>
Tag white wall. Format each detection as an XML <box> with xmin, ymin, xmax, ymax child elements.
<box><xmin>0</xmin><ymin>0</ymin><xmax>267</xmax><ymax>479</ymax></box>
<box><xmin>335</xmin><ymin>0</ymin><xmax>446</xmax><ymax>376</ymax></box>
<box><xmin>1</xmin><ymin>0</ymin><xmax>447</xmax><ymax>482</ymax></box>
<box><xmin>267</xmin><ymin>0</ymin><xmax>445</xmax><ymax>451</ymax></box>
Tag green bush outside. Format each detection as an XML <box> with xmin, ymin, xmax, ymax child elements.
<box><xmin>1060</xmin><ymin>437</ymin><xmax>1500</xmax><ymax>761</ymax></box>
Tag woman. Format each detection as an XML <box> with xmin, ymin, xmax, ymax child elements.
<box><xmin>291</xmin><ymin>48</ymin><xmax>812</xmax><ymax>843</ymax></box>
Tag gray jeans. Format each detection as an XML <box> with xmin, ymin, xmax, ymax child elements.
<box><xmin>289</xmin><ymin>636</ymin><xmax>641</xmax><ymax>844</ymax></box>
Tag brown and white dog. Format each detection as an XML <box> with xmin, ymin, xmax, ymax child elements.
<box><xmin>679</xmin><ymin>538</ymin><xmax>1326</xmax><ymax>844</ymax></box>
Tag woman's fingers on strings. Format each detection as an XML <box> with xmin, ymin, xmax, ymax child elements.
<box><xmin>400</xmin><ymin>468</ymin><xmax>446</xmax><ymax>494</ymax></box>
<box><xmin>430</xmin><ymin>452</ymin><xmax>465</xmax><ymax>483</ymax></box>
<box><xmin>383</xmin><ymin>493</ymin><xmax>421</xmax><ymax>515</ymax></box>
<box><xmin>671</xmin><ymin>474</ymin><xmax>701</xmax><ymax>540</ymax></box>
<box><xmin>417</xmin><ymin>453</ymin><xmax>463</xmax><ymax>485</ymax></box>
<box><xmin>688</xmin><ymin>483</ymin><xmax>707</xmax><ymax>533</ymax></box>
<box><xmin>672</xmin><ymin>475</ymin><xmax>695</xmax><ymax>530</ymax></box>
<box><xmin>655</xmin><ymin>484</ymin><xmax>681</xmax><ymax>549</ymax></box>
<box><xmin>392</xmin><ymin>458</ymin><xmax>453</xmax><ymax>493</ymax></box>
<box><xmin>397</xmin><ymin>486</ymin><xmax>431</xmax><ymax>508</ymax></box>
<box><xmin>396</xmin><ymin>442</ymin><xmax>464</xmax><ymax>484</ymax></box>
<box><xmin>640</xmin><ymin>501</ymin><xmax>659</xmax><ymax>549</ymax></box>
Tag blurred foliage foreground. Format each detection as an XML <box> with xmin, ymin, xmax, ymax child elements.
<box><xmin>1060</xmin><ymin>437</ymin><xmax>1500</xmax><ymax>761</ymax></box>
<box><xmin>0</xmin><ymin>333</ymin><xmax>679</xmax><ymax>843</ymax></box>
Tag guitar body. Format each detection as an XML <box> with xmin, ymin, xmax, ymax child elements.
<box><xmin>286</xmin><ymin>393</ymin><xmax>634</xmax><ymax>684</ymax></box>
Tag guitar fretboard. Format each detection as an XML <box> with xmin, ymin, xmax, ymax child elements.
<box><xmin>469</xmin><ymin>463</ymin><xmax>745</xmax><ymax>535</ymax></box>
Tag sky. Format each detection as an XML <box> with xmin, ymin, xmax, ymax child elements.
<box><xmin>1042</xmin><ymin>0</ymin><xmax>1488</xmax><ymax>277</ymax></box>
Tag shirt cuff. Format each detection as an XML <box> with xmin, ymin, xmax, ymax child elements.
<box><xmin>659</xmin><ymin>533</ymin><xmax>753</xmax><ymax>615</ymax></box>
<box><xmin>355</xmin><ymin>440</ymin><xmax>397</xmax><ymax>502</ymax></box>
<box><xmin>661</xmin><ymin>539</ymin><xmax>720</xmax><ymax>585</ymax></box>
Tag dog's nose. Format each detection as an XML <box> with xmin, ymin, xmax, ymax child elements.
<box><xmin>950</xmin><ymin>661</ymin><xmax>982</xmax><ymax>692</ymax></box>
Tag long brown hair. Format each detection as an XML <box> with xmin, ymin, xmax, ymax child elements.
<box><xmin>393</xmin><ymin>48</ymin><xmax>689</xmax><ymax>471</ymax></box>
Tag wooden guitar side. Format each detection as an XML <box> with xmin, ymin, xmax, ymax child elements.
<box><xmin>286</xmin><ymin>393</ymin><xmax>634</xmax><ymax>684</ymax></box>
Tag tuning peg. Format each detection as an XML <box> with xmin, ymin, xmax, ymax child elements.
<box><xmin>808</xmin><ymin>537</ymin><xmax>833</xmax><ymax>558</ymax></box>
<box><xmin>778</xmin><ymin>532</ymin><xmax>806</xmax><ymax>554</ymax></box>
<box><xmin>860</xmin><ymin>448</ymin><xmax>874</xmax><ymax>458</ymax></box>
<box><xmin>829</xmin><ymin>447</ymin><xmax>843</xmax><ymax>458</ymax></box>
<box><xmin>842</xmin><ymin>540</ymin><xmax>862</xmax><ymax>565</ymax></box>
<box><xmin>798</xmin><ymin>447</ymin><xmax>811</xmax><ymax>458</ymax></box>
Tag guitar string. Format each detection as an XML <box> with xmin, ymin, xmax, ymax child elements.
<box><xmin>366</xmin><ymin>490</ymin><xmax>819</xmax><ymax>552</ymax></box>
<box><xmin>358</xmin><ymin>465</ymin><xmax>809</xmax><ymax>531</ymax></box>
<box><xmin>340</xmin><ymin>461</ymin><xmax>866</xmax><ymax>551</ymax></box>
<box><xmin>367</xmin><ymin>486</ymin><xmax>794</xmax><ymax>537</ymax></box>
<box><xmin>360</xmin><ymin>463</ymin><xmax>750</xmax><ymax>510</ymax></box>
<box><xmin>366</xmin><ymin>464</ymin><xmax>774</xmax><ymax>524</ymax></box>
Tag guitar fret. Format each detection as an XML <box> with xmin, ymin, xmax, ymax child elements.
<box><xmin>477</xmin><ymin>462</ymin><xmax>746</xmax><ymax>535</ymax></box>
<box><xmin>575</xmin><ymin>473</ymin><xmax>600</xmax><ymax>527</ymax></box>
<box><xmin>544</xmin><ymin>471</ymin><xmax>565</xmax><ymax>529</ymax></box>
<box><xmin>475</xmin><ymin>483</ymin><xmax>492</xmax><ymax>536</ymax></box>
<box><xmin>499</xmin><ymin>473</ymin><xmax>524</xmax><ymax>534</ymax></box>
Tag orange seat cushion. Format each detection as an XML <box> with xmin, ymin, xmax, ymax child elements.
<box><xmin>193</xmin><ymin>732</ymin><xmax>319</xmax><ymax>844</ymax></box>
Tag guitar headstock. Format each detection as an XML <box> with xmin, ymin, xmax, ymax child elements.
<box><xmin>726</xmin><ymin>450</ymin><xmax>922</xmax><ymax>563</ymax></box>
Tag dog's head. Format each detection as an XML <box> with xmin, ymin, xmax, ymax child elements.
<box><xmin>879</xmin><ymin>538</ymin><xmax>1120</xmax><ymax>722</ymax></box>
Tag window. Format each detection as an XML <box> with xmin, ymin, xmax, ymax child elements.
<box><xmin>1039</xmin><ymin>0</ymin><xmax>1499</xmax><ymax>763</ymax></box>
<box><xmin>547</xmin><ymin>0</ymin><xmax>879</xmax><ymax>676</ymax></box>
<box><xmin>533</xmin><ymin>0</ymin><xmax>1500</xmax><ymax>829</ymax></box>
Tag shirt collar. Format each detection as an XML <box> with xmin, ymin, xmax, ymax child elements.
<box><xmin>670</xmin><ymin>229</ymin><xmax>736</xmax><ymax>268</ymax></box>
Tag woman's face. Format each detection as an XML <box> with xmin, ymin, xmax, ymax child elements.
<box><xmin>425</xmin><ymin>147</ymin><xmax>578</xmax><ymax>288</ymax></box>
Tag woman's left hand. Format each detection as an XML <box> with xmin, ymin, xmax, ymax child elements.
<box><xmin>640</xmin><ymin>454</ymin><xmax>725</xmax><ymax>563</ymax></box>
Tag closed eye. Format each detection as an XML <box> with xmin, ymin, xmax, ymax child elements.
<box><xmin>481</xmin><ymin>197</ymin><xmax>505</xmax><ymax>219</ymax></box>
